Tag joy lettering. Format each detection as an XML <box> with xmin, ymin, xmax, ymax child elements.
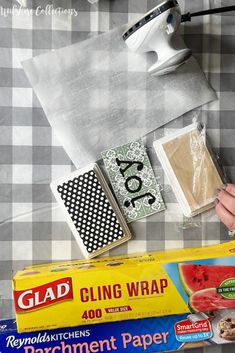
<box><xmin>115</xmin><ymin>158</ymin><xmax>156</xmax><ymax>208</ymax></box>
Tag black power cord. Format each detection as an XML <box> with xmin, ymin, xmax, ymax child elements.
<box><xmin>181</xmin><ymin>5</ymin><xmax>235</xmax><ymax>22</ymax></box>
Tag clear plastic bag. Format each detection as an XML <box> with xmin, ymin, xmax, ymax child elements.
<box><xmin>153</xmin><ymin>122</ymin><xmax>225</xmax><ymax>218</ymax></box>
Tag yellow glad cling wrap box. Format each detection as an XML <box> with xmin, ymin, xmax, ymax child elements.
<box><xmin>13</xmin><ymin>241</ymin><xmax>235</xmax><ymax>333</ymax></box>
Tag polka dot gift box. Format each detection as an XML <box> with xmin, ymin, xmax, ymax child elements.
<box><xmin>50</xmin><ymin>163</ymin><xmax>132</xmax><ymax>258</ymax></box>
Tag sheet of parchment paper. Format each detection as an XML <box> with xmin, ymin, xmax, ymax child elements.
<box><xmin>23</xmin><ymin>26</ymin><xmax>216</xmax><ymax>168</ymax></box>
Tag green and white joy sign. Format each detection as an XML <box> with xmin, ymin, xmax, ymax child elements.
<box><xmin>217</xmin><ymin>278</ymin><xmax>235</xmax><ymax>299</ymax></box>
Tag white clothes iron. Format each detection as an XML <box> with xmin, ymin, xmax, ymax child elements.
<box><xmin>123</xmin><ymin>0</ymin><xmax>191</xmax><ymax>76</ymax></box>
<box><xmin>123</xmin><ymin>0</ymin><xmax>235</xmax><ymax>76</ymax></box>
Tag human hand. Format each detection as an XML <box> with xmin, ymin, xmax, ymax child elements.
<box><xmin>216</xmin><ymin>184</ymin><xmax>235</xmax><ymax>231</ymax></box>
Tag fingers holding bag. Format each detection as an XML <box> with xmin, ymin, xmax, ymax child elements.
<box><xmin>216</xmin><ymin>184</ymin><xmax>235</xmax><ymax>231</ymax></box>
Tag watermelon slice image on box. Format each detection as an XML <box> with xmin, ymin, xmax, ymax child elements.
<box><xmin>178</xmin><ymin>264</ymin><xmax>235</xmax><ymax>313</ymax></box>
<box><xmin>189</xmin><ymin>288</ymin><xmax>235</xmax><ymax>313</ymax></box>
<box><xmin>178</xmin><ymin>264</ymin><xmax>235</xmax><ymax>296</ymax></box>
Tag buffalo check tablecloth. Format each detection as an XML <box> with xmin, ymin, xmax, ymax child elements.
<box><xmin>0</xmin><ymin>2</ymin><xmax>235</xmax><ymax>352</ymax></box>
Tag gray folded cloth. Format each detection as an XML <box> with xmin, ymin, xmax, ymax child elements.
<box><xmin>23</xmin><ymin>26</ymin><xmax>216</xmax><ymax>168</ymax></box>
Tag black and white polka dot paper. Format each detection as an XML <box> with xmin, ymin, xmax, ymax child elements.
<box><xmin>56</xmin><ymin>170</ymin><xmax>125</xmax><ymax>255</ymax></box>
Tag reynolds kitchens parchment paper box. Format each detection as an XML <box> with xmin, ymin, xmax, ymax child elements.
<box><xmin>13</xmin><ymin>240</ymin><xmax>235</xmax><ymax>333</ymax></box>
<box><xmin>1</xmin><ymin>310</ymin><xmax>235</xmax><ymax>353</ymax></box>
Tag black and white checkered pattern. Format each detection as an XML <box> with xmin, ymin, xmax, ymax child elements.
<box><xmin>0</xmin><ymin>3</ymin><xmax>235</xmax><ymax>352</ymax></box>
